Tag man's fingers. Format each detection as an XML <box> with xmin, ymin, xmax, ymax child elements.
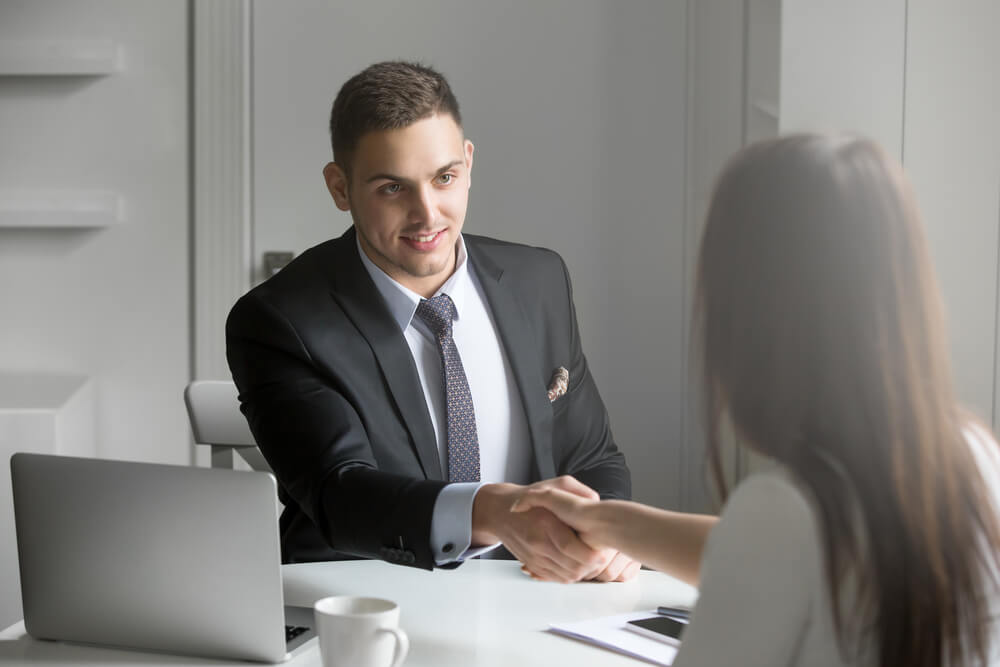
<box><xmin>513</xmin><ymin>543</ymin><xmax>584</xmax><ymax>583</ymax></box>
<box><xmin>520</xmin><ymin>563</ymin><xmax>574</xmax><ymax>584</ymax></box>
<box><xmin>525</xmin><ymin>554</ymin><xmax>640</xmax><ymax>584</ymax></box>
<box><xmin>504</xmin><ymin>508</ymin><xmax>607</xmax><ymax>581</ymax></box>
<box><xmin>588</xmin><ymin>553</ymin><xmax>622</xmax><ymax>582</ymax></box>
<box><xmin>543</xmin><ymin>512</ymin><xmax>604</xmax><ymax>569</ymax></box>
<box><xmin>617</xmin><ymin>559</ymin><xmax>642</xmax><ymax>582</ymax></box>
<box><xmin>530</xmin><ymin>553</ymin><xmax>588</xmax><ymax>583</ymax></box>
<box><xmin>589</xmin><ymin>551</ymin><xmax>631</xmax><ymax>582</ymax></box>
<box><xmin>577</xmin><ymin>547</ymin><xmax>617</xmax><ymax>581</ymax></box>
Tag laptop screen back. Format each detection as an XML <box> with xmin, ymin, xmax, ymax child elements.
<box><xmin>11</xmin><ymin>453</ymin><xmax>288</xmax><ymax>662</ymax></box>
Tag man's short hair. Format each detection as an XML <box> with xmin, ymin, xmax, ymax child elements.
<box><xmin>329</xmin><ymin>61</ymin><xmax>462</xmax><ymax>173</ymax></box>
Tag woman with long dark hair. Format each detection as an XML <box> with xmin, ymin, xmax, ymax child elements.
<box><xmin>514</xmin><ymin>134</ymin><xmax>1000</xmax><ymax>666</ymax></box>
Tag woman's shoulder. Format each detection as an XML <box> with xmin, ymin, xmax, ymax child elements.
<box><xmin>707</xmin><ymin>468</ymin><xmax>822</xmax><ymax>568</ymax></box>
<box><xmin>720</xmin><ymin>467</ymin><xmax>816</xmax><ymax>526</ymax></box>
<box><xmin>680</xmin><ymin>468</ymin><xmax>832</xmax><ymax>666</ymax></box>
<box><xmin>964</xmin><ymin>422</ymin><xmax>1000</xmax><ymax>479</ymax></box>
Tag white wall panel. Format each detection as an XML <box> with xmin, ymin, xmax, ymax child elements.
<box><xmin>0</xmin><ymin>0</ymin><xmax>189</xmax><ymax>627</ymax></box>
<box><xmin>779</xmin><ymin>0</ymin><xmax>906</xmax><ymax>159</ymax></box>
<box><xmin>903</xmin><ymin>0</ymin><xmax>1000</xmax><ymax>421</ymax></box>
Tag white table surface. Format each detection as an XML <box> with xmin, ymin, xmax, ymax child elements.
<box><xmin>0</xmin><ymin>559</ymin><xmax>698</xmax><ymax>666</ymax></box>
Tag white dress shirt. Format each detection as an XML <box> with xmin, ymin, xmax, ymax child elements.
<box><xmin>357</xmin><ymin>234</ymin><xmax>532</xmax><ymax>563</ymax></box>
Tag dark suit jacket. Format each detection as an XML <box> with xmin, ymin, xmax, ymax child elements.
<box><xmin>226</xmin><ymin>228</ymin><xmax>630</xmax><ymax>569</ymax></box>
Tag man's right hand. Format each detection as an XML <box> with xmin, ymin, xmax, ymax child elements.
<box><xmin>470</xmin><ymin>477</ymin><xmax>614</xmax><ymax>583</ymax></box>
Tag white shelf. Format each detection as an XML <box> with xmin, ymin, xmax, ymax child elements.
<box><xmin>0</xmin><ymin>40</ymin><xmax>121</xmax><ymax>76</ymax></box>
<box><xmin>0</xmin><ymin>372</ymin><xmax>96</xmax><ymax>632</ymax></box>
<box><xmin>0</xmin><ymin>373</ymin><xmax>89</xmax><ymax>411</ymax></box>
<box><xmin>0</xmin><ymin>190</ymin><xmax>123</xmax><ymax>228</ymax></box>
<box><xmin>0</xmin><ymin>371</ymin><xmax>97</xmax><ymax>457</ymax></box>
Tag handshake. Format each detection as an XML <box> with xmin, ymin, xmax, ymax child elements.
<box><xmin>470</xmin><ymin>476</ymin><xmax>641</xmax><ymax>583</ymax></box>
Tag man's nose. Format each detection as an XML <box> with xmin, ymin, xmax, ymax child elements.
<box><xmin>409</xmin><ymin>186</ymin><xmax>438</xmax><ymax>225</ymax></box>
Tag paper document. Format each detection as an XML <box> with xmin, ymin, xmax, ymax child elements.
<box><xmin>549</xmin><ymin>610</ymin><xmax>683</xmax><ymax>665</ymax></box>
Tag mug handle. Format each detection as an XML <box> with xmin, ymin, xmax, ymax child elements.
<box><xmin>376</xmin><ymin>627</ymin><xmax>409</xmax><ymax>667</ymax></box>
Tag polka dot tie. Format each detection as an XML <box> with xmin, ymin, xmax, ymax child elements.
<box><xmin>415</xmin><ymin>294</ymin><xmax>481</xmax><ymax>482</ymax></box>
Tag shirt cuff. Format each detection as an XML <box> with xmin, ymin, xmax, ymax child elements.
<box><xmin>430</xmin><ymin>482</ymin><xmax>502</xmax><ymax>564</ymax></box>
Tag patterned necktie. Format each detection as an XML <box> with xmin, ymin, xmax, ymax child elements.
<box><xmin>415</xmin><ymin>294</ymin><xmax>481</xmax><ymax>482</ymax></box>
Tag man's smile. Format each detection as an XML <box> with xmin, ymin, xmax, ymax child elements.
<box><xmin>401</xmin><ymin>229</ymin><xmax>447</xmax><ymax>251</ymax></box>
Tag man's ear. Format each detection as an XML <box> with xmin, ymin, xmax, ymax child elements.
<box><xmin>464</xmin><ymin>139</ymin><xmax>474</xmax><ymax>189</ymax></box>
<box><xmin>323</xmin><ymin>162</ymin><xmax>351</xmax><ymax>211</ymax></box>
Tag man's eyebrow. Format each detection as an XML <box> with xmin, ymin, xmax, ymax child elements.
<box><xmin>365</xmin><ymin>172</ymin><xmax>405</xmax><ymax>184</ymax></box>
<box><xmin>435</xmin><ymin>160</ymin><xmax>464</xmax><ymax>174</ymax></box>
<box><xmin>364</xmin><ymin>160</ymin><xmax>464</xmax><ymax>185</ymax></box>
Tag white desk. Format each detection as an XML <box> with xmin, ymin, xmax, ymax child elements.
<box><xmin>0</xmin><ymin>560</ymin><xmax>698</xmax><ymax>666</ymax></box>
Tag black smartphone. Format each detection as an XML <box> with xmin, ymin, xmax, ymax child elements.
<box><xmin>656</xmin><ymin>606</ymin><xmax>691</xmax><ymax>621</ymax></box>
<box><xmin>625</xmin><ymin>615</ymin><xmax>687</xmax><ymax>645</ymax></box>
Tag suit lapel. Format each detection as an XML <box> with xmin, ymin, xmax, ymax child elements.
<box><xmin>326</xmin><ymin>229</ymin><xmax>443</xmax><ymax>480</ymax></box>
<box><xmin>466</xmin><ymin>238</ymin><xmax>556</xmax><ymax>480</ymax></box>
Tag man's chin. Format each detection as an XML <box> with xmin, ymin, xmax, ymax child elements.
<box><xmin>395</xmin><ymin>249</ymin><xmax>453</xmax><ymax>278</ymax></box>
<box><xmin>401</xmin><ymin>262</ymin><xmax>451</xmax><ymax>281</ymax></box>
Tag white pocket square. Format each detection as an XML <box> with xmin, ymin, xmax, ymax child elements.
<box><xmin>547</xmin><ymin>367</ymin><xmax>569</xmax><ymax>402</ymax></box>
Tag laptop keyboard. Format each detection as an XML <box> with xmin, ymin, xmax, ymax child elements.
<box><xmin>285</xmin><ymin>625</ymin><xmax>309</xmax><ymax>644</ymax></box>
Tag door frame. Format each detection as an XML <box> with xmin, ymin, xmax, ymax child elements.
<box><xmin>191</xmin><ymin>0</ymin><xmax>253</xmax><ymax>383</ymax></box>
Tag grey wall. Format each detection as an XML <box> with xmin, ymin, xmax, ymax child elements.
<box><xmin>903</xmin><ymin>0</ymin><xmax>1000</xmax><ymax>423</ymax></box>
<box><xmin>0</xmin><ymin>2</ymin><xmax>189</xmax><ymax>463</ymax></box>
<box><xmin>686</xmin><ymin>0</ymin><xmax>1000</xmax><ymax>487</ymax></box>
<box><xmin>779</xmin><ymin>0</ymin><xmax>1000</xmax><ymax>424</ymax></box>
<box><xmin>251</xmin><ymin>0</ymin><xmax>691</xmax><ymax>510</ymax></box>
<box><xmin>0</xmin><ymin>0</ymin><xmax>190</xmax><ymax>629</ymax></box>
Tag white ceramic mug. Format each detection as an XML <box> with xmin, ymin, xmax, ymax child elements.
<box><xmin>313</xmin><ymin>596</ymin><xmax>409</xmax><ymax>667</ymax></box>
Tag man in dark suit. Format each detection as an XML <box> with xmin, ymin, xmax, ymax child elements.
<box><xmin>227</xmin><ymin>61</ymin><xmax>637</xmax><ymax>583</ymax></box>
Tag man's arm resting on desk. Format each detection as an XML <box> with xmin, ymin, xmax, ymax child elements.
<box><xmin>430</xmin><ymin>483</ymin><xmax>499</xmax><ymax>564</ymax></box>
<box><xmin>227</xmin><ymin>286</ymin><xmax>630</xmax><ymax>576</ymax></box>
<box><xmin>318</xmin><ymin>465</ymin><xmax>449</xmax><ymax>568</ymax></box>
<box><xmin>228</xmin><ymin>292</ymin><xmax>454</xmax><ymax>570</ymax></box>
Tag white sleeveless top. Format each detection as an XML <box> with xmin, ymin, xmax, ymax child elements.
<box><xmin>672</xmin><ymin>427</ymin><xmax>1000</xmax><ymax>667</ymax></box>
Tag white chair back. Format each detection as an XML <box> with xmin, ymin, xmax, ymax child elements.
<box><xmin>184</xmin><ymin>380</ymin><xmax>271</xmax><ymax>472</ymax></box>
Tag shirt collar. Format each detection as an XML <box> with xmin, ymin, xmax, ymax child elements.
<box><xmin>356</xmin><ymin>232</ymin><xmax>471</xmax><ymax>332</ymax></box>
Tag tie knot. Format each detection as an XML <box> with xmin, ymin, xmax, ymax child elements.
<box><xmin>415</xmin><ymin>294</ymin><xmax>456</xmax><ymax>339</ymax></box>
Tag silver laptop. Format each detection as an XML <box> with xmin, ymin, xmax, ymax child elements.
<box><xmin>10</xmin><ymin>453</ymin><xmax>314</xmax><ymax>662</ymax></box>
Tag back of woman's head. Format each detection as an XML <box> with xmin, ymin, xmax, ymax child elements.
<box><xmin>695</xmin><ymin>133</ymin><xmax>1000</xmax><ymax>666</ymax></box>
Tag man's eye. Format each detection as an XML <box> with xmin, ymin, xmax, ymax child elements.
<box><xmin>382</xmin><ymin>183</ymin><xmax>402</xmax><ymax>194</ymax></box>
<box><xmin>437</xmin><ymin>174</ymin><xmax>454</xmax><ymax>185</ymax></box>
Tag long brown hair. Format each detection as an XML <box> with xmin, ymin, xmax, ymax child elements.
<box><xmin>694</xmin><ymin>134</ymin><xmax>1000</xmax><ymax>666</ymax></box>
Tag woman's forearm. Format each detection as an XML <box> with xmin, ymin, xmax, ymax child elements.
<box><xmin>591</xmin><ymin>500</ymin><xmax>717</xmax><ymax>586</ymax></box>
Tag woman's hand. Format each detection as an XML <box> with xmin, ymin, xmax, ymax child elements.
<box><xmin>513</xmin><ymin>475</ymin><xmax>719</xmax><ymax>586</ymax></box>
<box><xmin>511</xmin><ymin>477</ymin><xmax>609</xmax><ymax>549</ymax></box>
<box><xmin>510</xmin><ymin>476</ymin><xmax>640</xmax><ymax>581</ymax></box>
